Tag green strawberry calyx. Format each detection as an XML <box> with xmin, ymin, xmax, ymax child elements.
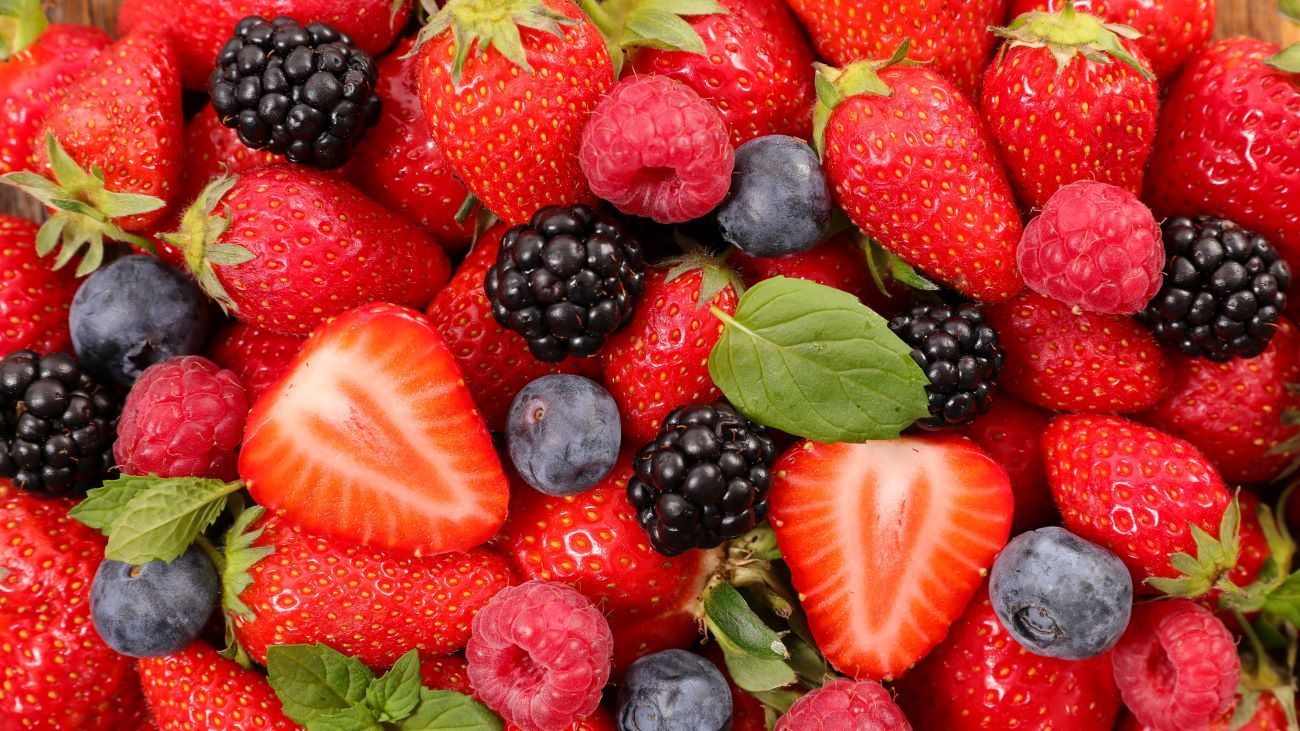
<box><xmin>0</xmin><ymin>133</ymin><xmax>162</xmax><ymax>276</ymax></box>
<box><xmin>993</xmin><ymin>5</ymin><xmax>1154</xmax><ymax>80</ymax></box>
<box><xmin>811</xmin><ymin>41</ymin><xmax>914</xmax><ymax>157</ymax></box>
<box><xmin>574</xmin><ymin>0</ymin><xmax>728</xmax><ymax>76</ymax></box>
<box><xmin>0</xmin><ymin>0</ymin><xmax>47</xmax><ymax>60</ymax></box>
<box><xmin>663</xmin><ymin>230</ymin><xmax>746</xmax><ymax>309</ymax></box>
<box><xmin>1267</xmin><ymin>43</ymin><xmax>1300</xmax><ymax>74</ymax></box>
<box><xmin>410</xmin><ymin>0</ymin><xmax>580</xmax><ymax>85</ymax></box>
<box><xmin>160</xmin><ymin>173</ymin><xmax>256</xmax><ymax>314</ymax></box>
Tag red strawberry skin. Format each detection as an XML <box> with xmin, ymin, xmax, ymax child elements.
<box><xmin>0</xmin><ymin>213</ymin><xmax>80</xmax><ymax>354</ymax></box>
<box><xmin>1045</xmin><ymin>414</ymin><xmax>1232</xmax><ymax>584</ymax></box>
<box><xmin>352</xmin><ymin>38</ymin><xmax>476</xmax><ymax>251</ymax></box>
<box><xmin>1145</xmin><ymin>38</ymin><xmax>1300</xmax><ymax>269</ymax></box>
<box><xmin>117</xmin><ymin>0</ymin><xmax>411</xmax><ymax>88</ymax></box>
<box><xmin>624</xmin><ymin>0</ymin><xmax>816</xmax><ymax>146</ymax></box>
<box><xmin>896</xmin><ymin>583</ymin><xmax>1121</xmax><ymax>731</ymax></box>
<box><xmin>824</xmin><ymin>66</ymin><xmax>1024</xmax><ymax>303</ymax></box>
<box><xmin>729</xmin><ymin>232</ymin><xmax>884</xmax><ymax>308</ymax></box>
<box><xmin>1142</xmin><ymin>318</ymin><xmax>1300</xmax><ymax>485</ymax></box>
<box><xmin>960</xmin><ymin>392</ymin><xmax>1056</xmax><ymax>534</ymax></box>
<box><xmin>176</xmin><ymin>106</ymin><xmax>281</xmax><ymax>215</ymax></box>
<box><xmin>0</xmin><ymin>23</ymin><xmax>111</xmax><ymax>175</ymax></box>
<box><xmin>231</xmin><ymin>513</ymin><xmax>515</xmax><ymax>669</ymax></box>
<box><xmin>138</xmin><ymin>641</ymin><xmax>297</xmax><ymax>731</ymax></box>
<box><xmin>601</xmin><ymin>266</ymin><xmax>739</xmax><ymax>446</ymax></box>
<box><xmin>416</xmin><ymin>0</ymin><xmax>613</xmax><ymax>225</ymax></box>
<box><xmin>0</xmin><ymin>482</ymin><xmax>149</xmax><ymax>730</ymax></box>
<box><xmin>207</xmin><ymin>321</ymin><xmax>306</xmax><ymax>404</ymax></box>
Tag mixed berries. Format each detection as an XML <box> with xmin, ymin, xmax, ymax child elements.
<box><xmin>0</xmin><ymin>0</ymin><xmax>1298</xmax><ymax>729</ymax></box>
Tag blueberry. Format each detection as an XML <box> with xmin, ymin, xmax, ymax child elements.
<box><xmin>70</xmin><ymin>256</ymin><xmax>211</xmax><ymax>386</ymax></box>
<box><xmin>989</xmin><ymin>527</ymin><xmax>1132</xmax><ymax>660</ymax></box>
<box><xmin>507</xmin><ymin>375</ymin><xmax>620</xmax><ymax>496</ymax></box>
<box><xmin>89</xmin><ymin>545</ymin><xmax>219</xmax><ymax>658</ymax></box>
<box><xmin>716</xmin><ymin>135</ymin><xmax>831</xmax><ymax>258</ymax></box>
<box><xmin>617</xmin><ymin>649</ymin><xmax>731</xmax><ymax>731</ymax></box>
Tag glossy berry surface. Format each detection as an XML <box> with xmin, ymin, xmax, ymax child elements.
<box><xmin>888</xmin><ymin>303</ymin><xmax>1004</xmax><ymax>429</ymax></box>
<box><xmin>775</xmin><ymin>678</ymin><xmax>912</xmax><ymax>730</ymax></box>
<box><xmin>209</xmin><ymin>16</ymin><xmax>380</xmax><ymax>168</ymax></box>
<box><xmin>627</xmin><ymin>402</ymin><xmax>776</xmax><ymax>556</ymax></box>
<box><xmin>507</xmin><ymin>375</ymin><xmax>621</xmax><ymax>496</ymax></box>
<box><xmin>616</xmin><ymin>649</ymin><xmax>732</xmax><ymax>731</ymax></box>
<box><xmin>717</xmin><ymin>135</ymin><xmax>830</xmax><ymax>258</ymax></box>
<box><xmin>989</xmin><ymin>527</ymin><xmax>1132</xmax><ymax>660</ymax></box>
<box><xmin>89</xmin><ymin>545</ymin><xmax>218</xmax><ymax>658</ymax></box>
<box><xmin>485</xmin><ymin>205</ymin><xmax>646</xmax><ymax>363</ymax></box>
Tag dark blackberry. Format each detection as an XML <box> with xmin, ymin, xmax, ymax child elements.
<box><xmin>889</xmin><ymin>302</ymin><xmax>1004</xmax><ymax>429</ymax></box>
<box><xmin>1138</xmin><ymin>216</ymin><xmax>1291</xmax><ymax>362</ymax></box>
<box><xmin>627</xmin><ymin>403</ymin><xmax>775</xmax><ymax>557</ymax></box>
<box><xmin>485</xmin><ymin>204</ymin><xmax>645</xmax><ymax>363</ymax></box>
<box><xmin>0</xmin><ymin>351</ymin><xmax>120</xmax><ymax>497</ymax></box>
<box><xmin>209</xmin><ymin>16</ymin><xmax>381</xmax><ymax>168</ymax></box>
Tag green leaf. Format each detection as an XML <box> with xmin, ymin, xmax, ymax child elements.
<box><xmin>1262</xmin><ymin>570</ymin><xmax>1300</xmax><ymax>626</ymax></box>
<box><xmin>749</xmin><ymin>688</ymin><xmax>802</xmax><ymax>714</ymax></box>
<box><xmin>0</xmin><ymin>0</ymin><xmax>47</xmax><ymax>62</ymax></box>
<box><xmin>307</xmin><ymin>704</ymin><xmax>382</xmax><ymax>731</ymax></box>
<box><xmin>708</xmin><ymin>277</ymin><xmax>930</xmax><ymax>443</ymax></box>
<box><xmin>784</xmin><ymin>636</ymin><xmax>832</xmax><ymax>686</ymax></box>
<box><xmin>703</xmin><ymin>583</ymin><xmax>787</xmax><ymax>660</ymax></box>
<box><xmin>721</xmin><ymin>651</ymin><xmax>796</xmax><ymax>693</ymax></box>
<box><xmin>222</xmin><ymin>505</ymin><xmax>274</xmax><ymax>620</ymax></box>
<box><xmin>622</xmin><ymin>8</ymin><xmax>706</xmax><ymax>53</ymax></box>
<box><xmin>1268</xmin><ymin>42</ymin><xmax>1300</xmax><ymax>73</ymax></box>
<box><xmin>103</xmin><ymin>477</ymin><xmax>243</xmax><ymax>565</ymax></box>
<box><xmin>1282</xmin><ymin>0</ymin><xmax>1300</xmax><ymax>24</ymax></box>
<box><xmin>69</xmin><ymin>475</ymin><xmax>158</xmax><ymax>533</ymax></box>
<box><xmin>366</xmin><ymin>650</ymin><xmax>423</xmax><ymax>722</ymax></box>
<box><xmin>268</xmin><ymin>644</ymin><xmax>375</xmax><ymax>726</ymax></box>
<box><xmin>397</xmin><ymin>689</ymin><xmax>503</xmax><ymax>731</ymax></box>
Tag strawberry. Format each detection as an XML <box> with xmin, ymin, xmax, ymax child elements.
<box><xmin>815</xmin><ymin>51</ymin><xmax>1025</xmax><ymax>303</ymax></box>
<box><xmin>730</xmin><ymin>231</ymin><xmax>875</xmax><ymax>303</ymax></box>
<box><xmin>0</xmin><ymin>481</ymin><xmax>150</xmax><ymax>730</ymax></box>
<box><xmin>229</xmin><ymin>511</ymin><xmax>515</xmax><ymax>669</ymax></box>
<box><xmin>785</xmin><ymin>0</ymin><xmax>1006</xmax><ymax>97</ymax></box>
<box><xmin>176</xmin><ymin>106</ymin><xmax>281</xmax><ymax>217</ymax></box>
<box><xmin>960</xmin><ymin>391</ymin><xmax>1056</xmax><ymax>534</ymax></box>
<box><xmin>769</xmin><ymin>435</ymin><xmax>1013</xmax><ymax>680</ymax></box>
<box><xmin>138</xmin><ymin>641</ymin><xmax>297</xmax><ymax>730</ymax></box>
<box><xmin>117</xmin><ymin>0</ymin><xmax>411</xmax><ymax>88</ymax></box>
<box><xmin>351</xmin><ymin>38</ymin><xmax>477</xmax><ymax>251</ymax></box>
<box><xmin>1008</xmin><ymin>0</ymin><xmax>1216</xmax><ymax>80</ymax></box>
<box><xmin>1145</xmin><ymin>38</ymin><xmax>1300</xmax><ymax>270</ymax></box>
<box><xmin>601</xmin><ymin>257</ymin><xmax>742</xmax><ymax>446</ymax></box>
<box><xmin>0</xmin><ymin>213</ymin><xmax>80</xmax><ymax>354</ymax></box>
<box><xmin>985</xmin><ymin>290</ymin><xmax>1169</xmax><ymax>413</ymax></box>
<box><xmin>622</xmin><ymin>0</ymin><xmax>817</xmax><ymax>146</ymax></box>
<box><xmin>895</xmin><ymin>582</ymin><xmax>1122</xmax><ymax>730</ymax></box>
<box><xmin>1044</xmin><ymin>414</ymin><xmax>1233</xmax><ymax>584</ymax></box>
<box><xmin>206</xmin><ymin>321</ymin><xmax>306</xmax><ymax>404</ymax></box>
<box><xmin>425</xmin><ymin>224</ymin><xmax>601</xmax><ymax>431</ymax></box>
<box><xmin>164</xmin><ymin>166</ymin><xmax>450</xmax><ymax>336</ymax></box>
<box><xmin>981</xmin><ymin>6</ymin><xmax>1158</xmax><ymax>210</ymax></box>
<box><xmin>420</xmin><ymin>654</ymin><xmax>618</xmax><ymax>731</ymax></box>
<box><xmin>497</xmin><ymin>451</ymin><xmax>719</xmax><ymax>672</ymax></box>
<box><xmin>414</xmin><ymin>0</ymin><xmax>613</xmax><ymax>225</ymax></box>
<box><xmin>0</xmin><ymin>0</ymin><xmax>111</xmax><ymax>175</ymax></box>
<box><xmin>1142</xmin><ymin>318</ymin><xmax>1300</xmax><ymax>485</ymax></box>
<box><xmin>240</xmin><ymin>302</ymin><xmax>510</xmax><ymax>556</ymax></box>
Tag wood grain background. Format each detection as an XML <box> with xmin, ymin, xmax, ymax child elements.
<box><xmin>3</xmin><ymin>0</ymin><xmax>1299</xmax><ymax>219</ymax></box>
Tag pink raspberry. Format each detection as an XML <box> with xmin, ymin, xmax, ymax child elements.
<box><xmin>114</xmin><ymin>356</ymin><xmax>248</xmax><ymax>480</ymax></box>
<box><xmin>776</xmin><ymin>678</ymin><xmax>912</xmax><ymax>730</ymax></box>
<box><xmin>1017</xmin><ymin>180</ymin><xmax>1163</xmax><ymax>314</ymax></box>
<box><xmin>1111</xmin><ymin>599</ymin><xmax>1239</xmax><ymax>731</ymax></box>
<box><xmin>466</xmin><ymin>580</ymin><xmax>613</xmax><ymax>731</ymax></box>
<box><xmin>579</xmin><ymin>75</ymin><xmax>734</xmax><ymax>224</ymax></box>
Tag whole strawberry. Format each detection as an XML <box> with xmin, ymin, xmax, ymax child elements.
<box><xmin>164</xmin><ymin>166</ymin><xmax>450</xmax><ymax>335</ymax></box>
<box><xmin>206</xmin><ymin>321</ymin><xmax>305</xmax><ymax>403</ymax></box>
<box><xmin>414</xmin><ymin>0</ymin><xmax>613</xmax><ymax>225</ymax></box>
<box><xmin>138</xmin><ymin>641</ymin><xmax>297</xmax><ymax>730</ymax></box>
<box><xmin>982</xmin><ymin>6</ymin><xmax>1158</xmax><ymax>210</ymax></box>
<box><xmin>1145</xmin><ymin>38</ymin><xmax>1300</xmax><ymax>269</ymax></box>
<box><xmin>0</xmin><ymin>213</ymin><xmax>80</xmax><ymax>354</ymax></box>
<box><xmin>176</xmin><ymin>106</ymin><xmax>282</xmax><ymax>217</ymax></box>
<box><xmin>960</xmin><ymin>392</ymin><xmax>1056</xmax><ymax>533</ymax></box>
<box><xmin>816</xmin><ymin>49</ymin><xmax>1024</xmax><ymax>303</ymax></box>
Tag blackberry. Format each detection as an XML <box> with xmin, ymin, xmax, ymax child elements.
<box><xmin>209</xmin><ymin>16</ymin><xmax>381</xmax><ymax>168</ymax></box>
<box><xmin>485</xmin><ymin>204</ymin><xmax>645</xmax><ymax>363</ymax></box>
<box><xmin>627</xmin><ymin>403</ymin><xmax>775</xmax><ymax>556</ymax></box>
<box><xmin>0</xmin><ymin>351</ymin><xmax>120</xmax><ymax>497</ymax></box>
<box><xmin>888</xmin><ymin>302</ymin><xmax>1004</xmax><ymax>429</ymax></box>
<box><xmin>1138</xmin><ymin>216</ymin><xmax>1291</xmax><ymax>361</ymax></box>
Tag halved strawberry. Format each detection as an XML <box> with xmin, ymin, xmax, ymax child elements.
<box><xmin>239</xmin><ymin>302</ymin><xmax>509</xmax><ymax>556</ymax></box>
<box><xmin>770</xmin><ymin>435</ymin><xmax>1013</xmax><ymax>680</ymax></box>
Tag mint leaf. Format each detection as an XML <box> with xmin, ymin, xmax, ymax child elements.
<box><xmin>708</xmin><ymin>277</ymin><xmax>930</xmax><ymax>442</ymax></box>
<box><xmin>102</xmin><ymin>478</ymin><xmax>242</xmax><ymax>565</ymax></box>
<box><xmin>69</xmin><ymin>475</ymin><xmax>156</xmax><ymax>532</ymax></box>
<box><xmin>721</xmin><ymin>651</ymin><xmax>796</xmax><ymax>693</ymax></box>
<box><xmin>398</xmin><ymin>689</ymin><xmax>503</xmax><ymax>731</ymax></box>
<box><xmin>1262</xmin><ymin>570</ymin><xmax>1300</xmax><ymax>626</ymax></box>
<box><xmin>306</xmin><ymin>704</ymin><xmax>381</xmax><ymax>731</ymax></box>
<box><xmin>222</xmin><ymin>505</ymin><xmax>274</xmax><ymax>620</ymax></box>
<box><xmin>366</xmin><ymin>650</ymin><xmax>422</xmax><ymax>722</ymax></box>
<box><xmin>703</xmin><ymin>583</ymin><xmax>787</xmax><ymax>660</ymax></box>
<box><xmin>268</xmin><ymin>644</ymin><xmax>374</xmax><ymax>726</ymax></box>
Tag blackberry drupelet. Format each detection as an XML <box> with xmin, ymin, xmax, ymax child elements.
<box><xmin>627</xmin><ymin>403</ymin><xmax>775</xmax><ymax>556</ymax></box>
<box><xmin>1138</xmin><ymin>216</ymin><xmax>1291</xmax><ymax>362</ymax></box>
<box><xmin>209</xmin><ymin>16</ymin><xmax>381</xmax><ymax>168</ymax></box>
<box><xmin>0</xmin><ymin>351</ymin><xmax>120</xmax><ymax>497</ymax></box>
<box><xmin>485</xmin><ymin>205</ymin><xmax>645</xmax><ymax>363</ymax></box>
<box><xmin>889</xmin><ymin>303</ymin><xmax>1004</xmax><ymax>429</ymax></box>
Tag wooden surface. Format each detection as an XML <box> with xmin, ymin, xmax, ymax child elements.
<box><xmin>2</xmin><ymin>0</ymin><xmax>1299</xmax><ymax>220</ymax></box>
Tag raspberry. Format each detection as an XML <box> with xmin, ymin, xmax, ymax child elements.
<box><xmin>466</xmin><ymin>580</ymin><xmax>613</xmax><ymax>731</ymax></box>
<box><xmin>1017</xmin><ymin>181</ymin><xmax>1163</xmax><ymax>314</ymax></box>
<box><xmin>1111</xmin><ymin>599</ymin><xmax>1240</xmax><ymax>731</ymax></box>
<box><xmin>114</xmin><ymin>356</ymin><xmax>248</xmax><ymax>481</ymax></box>
<box><xmin>579</xmin><ymin>75</ymin><xmax>734</xmax><ymax>224</ymax></box>
<box><xmin>775</xmin><ymin>678</ymin><xmax>912</xmax><ymax>730</ymax></box>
